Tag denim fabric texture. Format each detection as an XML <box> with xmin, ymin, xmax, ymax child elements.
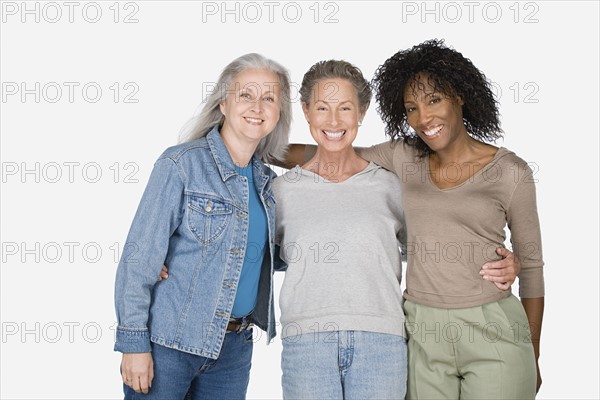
<box><xmin>114</xmin><ymin>126</ymin><xmax>278</xmax><ymax>359</ymax></box>
<box><xmin>282</xmin><ymin>330</ymin><xmax>408</xmax><ymax>399</ymax></box>
<box><xmin>123</xmin><ymin>329</ymin><xmax>254</xmax><ymax>399</ymax></box>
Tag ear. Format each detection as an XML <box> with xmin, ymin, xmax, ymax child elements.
<box><xmin>219</xmin><ymin>100</ymin><xmax>226</xmax><ymax>114</ymax></box>
<box><xmin>301</xmin><ymin>102</ymin><xmax>310</xmax><ymax>123</ymax></box>
<box><xmin>456</xmin><ymin>96</ymin><xmax>464</xmax><ymax>106</ymax></box>
<box><xmin>359</xmin><ymin>103</ymin><xmax>369</xmax><ymax>122</ymax></box>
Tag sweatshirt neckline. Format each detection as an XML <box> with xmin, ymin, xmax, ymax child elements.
<box><xmin>294</xmin><ymin>161</ymin><xmax>378</xmax><ymax>184</ymax></box>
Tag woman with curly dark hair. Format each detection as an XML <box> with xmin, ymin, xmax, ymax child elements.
<box><xmin>373</xmin><ymin>39</ymin><xmax>502</xmax><ymax>158</ymax></box>
<box><xmin>363</xmin><ymin>39</ymin><xmax>544</xmax><ymax>399</ymax></box>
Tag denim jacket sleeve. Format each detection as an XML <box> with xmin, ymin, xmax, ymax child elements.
<box><xmin>114</xmin><ymin>156</ymin><xmax>185</xmax><ymax>353</ymax></box>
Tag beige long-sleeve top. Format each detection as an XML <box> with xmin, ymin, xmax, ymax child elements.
<box><xmin>307</xmin><ymin>140</ymin><xmax>545</xmax><ymax>308</ymax></box>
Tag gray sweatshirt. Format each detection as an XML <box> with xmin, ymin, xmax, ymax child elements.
<box><xmin>273</xmin><ymin>162</ymin><xmax>407</xmax><ymax>339</ymax></box>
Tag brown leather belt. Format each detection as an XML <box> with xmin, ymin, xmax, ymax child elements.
<box><xmin>226</xmin><ymin>319</ymin><xmax>252</xmax><ymax>332</ymax></box>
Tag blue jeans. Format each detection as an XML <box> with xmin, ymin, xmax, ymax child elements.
<box><xmin>124</xmin><ymin>328</ymin><xmax>253</xmax><ymax>400</ymax></box>
<box><xmin>282</xmin><ymin>330</ymin><xmax>408</xmax><ymax>400</ymax></box>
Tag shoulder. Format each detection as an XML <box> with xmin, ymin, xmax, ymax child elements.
<box><xmin>366</xmin><ymin>163</ymin><xmax>403</xmax><ymax>193</ymax></box>
<box><xmin>258</xmin><ymin>161</ymin><xmax>278</xmax><ymax>181</ymax></box>
<box><xmin>369</xmin><ymin>138</ymin><xmax>420</xmax><ymax>162</ymax></box>
<box><xmin>366</xmin><ymin>138</ymin><xmax>412</xmax><ymax>155</ymax></box>
<box><xmin>485</xmin><ymin>147</ymin><xmax>539</xmax><ymax>190</ymax></box>
<box><xmin>157</xmin><ymin>137</ymin><xmax>210</xmax><ymax>163</ymax></box>
<box><xmin>493</xmin><ymin>147</ymin><xmax>534</xmax><ymax>173</ymax></box>
<box><xmin>273</xmin><ymin>167</ymin><xmax>303</xmax><ymax>189</ymax></box>
<box><xmin>273</xmin><ymin>167</ymin><xmax>317</xmax><ymax>201</ymax></box>
<box><xmin>368</xmin><ymin>162</ymin><xmax>401</xmax><ymax>181</ymax></box>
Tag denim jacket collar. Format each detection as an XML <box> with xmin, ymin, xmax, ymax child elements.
<box><xmin>206</xmin><ymin>126</ymin><xmax>237</xmax><ymax>182</ymax></box>
<box><xmin>206</xmin><ymin>126</ymin><xmax>271</xmax><ymax>190</ymax></box>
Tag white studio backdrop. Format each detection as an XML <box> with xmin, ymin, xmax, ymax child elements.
<box><xmin>1</xmin><ymin>1</ymin><xmax>598</xmax><ymax>399</ymax></box>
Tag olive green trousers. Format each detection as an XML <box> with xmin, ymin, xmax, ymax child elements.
<box><xmin>404</xmin><ymin>295</ymin><xmax>536</xmax><ymax>399</ymax></box>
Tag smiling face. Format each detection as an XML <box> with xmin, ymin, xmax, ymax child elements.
<box><xmin>302</xmin><ymin>78</ymin><xmax>365</xmax><ymax>153</ymax></box>
<box><xmin>219</xmin><ymin>68</ymin><xmax>281</xmax><ymax>146</ymax></box>
<box><xmin>403</xmin><ymin>74</ymin><xmax>467</xmax><ymax>153</ymax></box>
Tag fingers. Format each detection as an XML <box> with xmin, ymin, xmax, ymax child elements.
<box><xmin>481</xmin><ymin>247</ymin><xmax>518</xmax><ymax>285</ymax></box>
<box><xmin>495</xmin><ymin>247</ymin><xmax>512</xmax><ymax>258</ymax></box>
<box><xmin>122</xmin><ymin>373</ymin><xmax>139</xmax><ymax>392</ymax></box>
<box><xmin>138</xmin><ymin>374</ymin><xmax>151</xmax><ymax>394</ymax></box>
<box><xmin>480</xmin><ymin>268</ymin><xmax>516</xmax><ymax>286</ymax></box>
<box><xmin>121</xmin><ymin>371</ymin><xmax>130</xmax><ymax>386</ymax></box>
<box><xmin>493</xmin><ymin>281</ymin><xmax>511</xmax><ymax>291</ymax></box>
<box><xmin>121</xmin><ymin>353</ymin><xmax>153</xmax><ymax>394</ymax></box>
<box><xmin>157</xmin><ymin>265</ymin><xmax>169</xmax><ymax>282</ymax></box>
<box><xmin>481</xmin><ymin>254</ymin><xmax>516</xmax><ymax>290</ymax></box>
<box><xmin>480</xmin><ymin>263</ymin><xmax>511</xmax><ymax>275</ymax></box>
<box><xmin>495</xmin><ymin>247</ymin><xmax>522</xmax><ymax>276</ymax></box>
<box><xmin>480</xmin><ymin>267</ymin><xmax>513</xmax><ymax>280</ymax></box>
<box><xmin>124</xmin><ymin>373</ymin><xmax>151</xmax><ymax>394</ymax></box>
<box><xmin>131</xmin><ymin>376</ymin><xmax>142</xmax><ymax>393</ymax></box>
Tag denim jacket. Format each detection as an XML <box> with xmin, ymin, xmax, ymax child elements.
<box><xmin>114</xmin><ymin>126</ymin><xmax>278</xmax><ymax>359</ymax></box>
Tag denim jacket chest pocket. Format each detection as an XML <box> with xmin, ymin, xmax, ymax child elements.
<box><xmin>187</xmin><ymin>193</ymin><xmax>234</xmax><ymax>245</ymax></box>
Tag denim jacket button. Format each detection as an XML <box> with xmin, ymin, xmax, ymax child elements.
<box><xmin>205</xmin><ymin>201</ymin><xmax>213</xmax><ymax>212</ymax></box>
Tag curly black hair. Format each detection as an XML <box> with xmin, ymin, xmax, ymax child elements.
<box><xmin>372</xmin><ymin>39</ymin><xmax>502</xmax><ymax>156</ymax></box>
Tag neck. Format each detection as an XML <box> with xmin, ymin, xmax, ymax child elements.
<box><xmin>305</xmin><ymin>146</ymin><xmax>367</xmax><ymax>181</ymax></box>
<box><xmin>431</xmin><ymin>131</ymin><xmax>477</xmax><ymax>165</ymax></box>
<box><xmin>220</xmin><ymin>129</ymin><xmax>259</xmax><ymax>168</ymax></box>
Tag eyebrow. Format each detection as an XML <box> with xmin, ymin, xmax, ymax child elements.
<box><xmin>239</xmin><ymin>88</ymin><xmax>277</xmax><ymax>96</ymax></box>
<box><xmin>314</xmin><ymin>99</ymin><xmax>354</xmax><ymax>105</ymax></box>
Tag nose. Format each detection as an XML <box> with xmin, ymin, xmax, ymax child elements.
<box><xmin>328</xmin><ymin>110</ymin><xmax>339</xmax><ymax>126</ymax></box>
<box><xmin>250</xmin><ymin>98</ymin><xmax>263</xmax><ymax>113</ymax></box>
<box><xmin>416</xmin><ymin>106</ymin><xmax>432</xmax><ymax>128</ymax></box>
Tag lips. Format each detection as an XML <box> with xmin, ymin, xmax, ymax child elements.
<box><xmin>323</xmin><ymin>130</ymin><xmax>345</xmax><ymax>139</ymax></box>
<box><xmin>244</xmin><ymin>117</ymin><xmax>263</xmax><ymax>125</ymax></box>
<box><xmin>423</xmin><ymin>125</ymin><xmax>443</xmax><ymax>138</ymax></box>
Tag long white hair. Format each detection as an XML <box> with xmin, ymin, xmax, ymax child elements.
<box><xmin>179</xmin><ymin>53</ymin><xmax>292</xmax><ymax>162</ymax></box>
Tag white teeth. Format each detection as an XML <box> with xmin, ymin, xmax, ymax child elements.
<box><xmin>324</xmin><ymin>130</ymin><xmax>345</xmax><ymax>138</ymax></box>
<box><xmin>245</xmin><ymin>117</ymin><xmax>262</xmax><ymax>124</ymax></box>
<box><xmin>424</xmin><ymin>126</ymin><xmax>442</xmax><ymax>137</ymax></box>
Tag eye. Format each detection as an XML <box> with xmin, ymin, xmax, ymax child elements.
<box><xmin>429</xmin><ymin>97</ymin><xmax>441</xmax><ymax>105</ymax></box>
<box><xmin>405</xmin><ymin>106</ymin><xmax>415</xmax><ymax>113</ymax></box>
<box><xmin>263</xmin><ymin>96</ymin><xmax>275</xmax><ymax>103</ymax></box>
<box><xmin>240</xmin><ymin>92</ymin><xmax>252</xmax><ymax>100</ymax></box>
<box><xmin>317</xmin><ymin>106</ymin><xmax>327</xmax><ymax>111</ymax></box>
